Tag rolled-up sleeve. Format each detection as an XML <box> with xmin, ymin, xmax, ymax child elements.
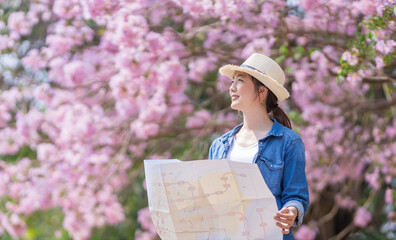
<box><xmin>281</xmin><ymin>139</ymin><xmax>309</xmax><ymax>226</ymax></box>
<box><xmin>208</xmin><ymin>139</ymin><xmax>216</xmax><ymax>159</ymax></box>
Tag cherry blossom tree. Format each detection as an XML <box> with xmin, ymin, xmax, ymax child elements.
<box><xmin>0</xmin><ymin>0</ymin><xmax>394</xmax><ymax>239</ymax></box>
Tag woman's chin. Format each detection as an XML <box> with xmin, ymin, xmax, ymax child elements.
<box><xmin>230</xmin><ymin>103</ymin><xmax>242</xmax><ymax>111</ymax></box>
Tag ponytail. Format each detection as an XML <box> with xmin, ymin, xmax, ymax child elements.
<box><xmin>268</xmin><ymin>104</ymin><xmax>292</xmax><ymax>129</ymax></box>
<box><xmin>252</xmin><ymin>77</ymin><xmax>292</xmax><ymax>129</ymax></box>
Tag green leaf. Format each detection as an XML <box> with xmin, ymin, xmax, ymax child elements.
<box><xmin>337</xmin><ymin>75</ymin><xmax>344</xmax><ymax>85</ymax></box>
<box><xmin>279</xmin><ymin>45</ymin><xmax>289</xmax><ymax>54</ymax></box>
<box><xmin>285</xmin><ymin>66</ymin><xmax>293</xmax><ymax>74</ymax></box>
<box><xmin>25</xmin><ymin>208</ymin><xmax>70</xmax><ymax>240</ymax></box>
<box><xmin>288</xmin><ymin>110</ymin><xmax>304</xmax><ymax>124</ymax></box>
<box><xmin>384</xmin><ymin>54</ymin><xmax>396</xmax><ymax>65</ymax></box>
<box><xmin>84</xmin><ymin>19</ymin><xmax>98</xmax><ymax>29</ymax></box>
<box><xmin>275</xmin><ymin>55</ymin><xmax>286</xmax><ymax>64</ymax></box>
<box><xmin>0</xmin><ymin>145</ymin><xmax>36</xmax><ymax>163</ymax></box>
<box><xmin>293</xmin><ymin>46</ymin><xmax>305</xmax><ymax>60</ymax></box>
<box><xmin>383</xmin><ymin>84</ymin><xmax>392</xmax><ymax>95</ymax></box>
<box><xmin>360</xmin><ymin>34</ymin><xmax>366</xmax><ymax>42</ymax></box>
<box><xmin>24</xmin><ymin>227</ymin><xmax>36</xmax><ymax>240</ymax></box>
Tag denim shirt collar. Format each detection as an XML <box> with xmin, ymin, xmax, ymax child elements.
<box><xmin>220</xmin><ymin>118</ymin><xmax>284</xmax><ymax>144</ymax></box>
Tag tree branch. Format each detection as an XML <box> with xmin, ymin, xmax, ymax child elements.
<box><xmin>317</xmin><ymin>202</ymin><xmax>340</xmax><ymax>227</ymax></box>
<box><xmin>329</xmin><ymin>223</ymin><xmax>355</xmax><ymax>240</ymax></box>
<box><xmin>363</xmin><ymin>76</ymin><xmax>396</xmax><ymax>84</ymax></box>
<box><xmin>355</xmin><ymin>97</ymin><xmax>396</xmax><ymax>113</ymax></box>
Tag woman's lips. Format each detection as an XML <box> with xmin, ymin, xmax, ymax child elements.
<box><xmin>231</xmin><ymin>95</ymin><xmax>239</xmax><ymax>101</ymax></box>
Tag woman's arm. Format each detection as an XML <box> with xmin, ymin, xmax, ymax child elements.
<box><xmin>280</xmin><ymin>138</ymin><xmax>310</xmax><ymax>226</ymax></box>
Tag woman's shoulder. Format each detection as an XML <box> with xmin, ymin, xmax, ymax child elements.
<box><xmin>275</xmin><ymin>121</ymin><xmax>303</xmax><ymax>143</ymax></box>
<box><xmin>283</xmin><ymin>126</ymin><xmax>302</xmax><ymax>140</ymax></box>
<box><xmin>272</xmin><ymin>123</ymin><xmax>305</xmax><ymax>154</ymax></box>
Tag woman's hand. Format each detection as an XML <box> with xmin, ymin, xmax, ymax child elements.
<box><xmin>274</xmin><ymin>206</ymin><xmax>298</xmax><ymax>234</ymax></box>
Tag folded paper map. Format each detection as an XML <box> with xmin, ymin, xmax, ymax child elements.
<box><xmin>144</xmin><ymin>159</ymin><xmax>282</xmax><ymax>240</ymax></box>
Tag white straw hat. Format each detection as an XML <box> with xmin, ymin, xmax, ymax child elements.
<box><xmin>219</xmin><ymin>53</ymin><xmax>290</xmax><ymax>102</ymax></box>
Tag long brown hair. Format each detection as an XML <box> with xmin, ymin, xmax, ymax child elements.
<box><xmin>251</xmin><ymin>77</ymin><xmax>292</xmax><ymax>129</ymax></box>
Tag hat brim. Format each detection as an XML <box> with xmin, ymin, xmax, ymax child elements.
<box><xmin>219</xmin><ymin>64</ymin><xmax>290</xmax><ymax>103</ymax></box>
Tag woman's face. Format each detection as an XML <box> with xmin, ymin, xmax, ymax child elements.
<box><xmin>229</xmin><ymin>71</ymin><xmax>263</xmax><ymax>111</ymax></box>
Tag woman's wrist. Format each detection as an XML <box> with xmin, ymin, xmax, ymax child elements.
<box><xmin>287</xmin><ymin>206</ymin><xmax>298</xmax><ymax>219</ymax></box>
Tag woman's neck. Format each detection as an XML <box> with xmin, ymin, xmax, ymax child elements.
<box><xmin>238</xmin><ymin>108</ymin><xmax>273</xmax><ymax>140</ymax></box>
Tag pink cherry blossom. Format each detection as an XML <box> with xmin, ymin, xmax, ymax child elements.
<box><xmin>0</xmin><ymin>104</ymin><xmax>11</xmax><ymax>128</ymax></box>
<box><xmin>1</xmin><ymin>214</ymin><xmax>26</xmax><ymax>238</ymax></box>
<box><xmin>7</xmin><ymin>12</ymin><xmax>33</xmax><ymax>39</ymax></box>
<box><xmin>241</xmin><ymin>37</ymin><xmax>275</xmax><ymax>58</ymax></box>
<box><xmin>342</xmin><ymin>48</ymin><xmax>359</xmax><ymax>66</ymax></box>
<box><xmin>63</xmin><ymin>60</ymin><xmax>95</xmax><ymax>87</ymax></box>
<box><xmin>103</xmin><ymin>201</ymin><xmax>125</xmax><ymax>225</ymax></box>
<box><xmin>46</xmin><ymin>34</ymin><xmax>76</xmax><ymax>55</ymax></box>
<box><xmin>186</xmin><ymin>110</ymin><xmax>211</xmax><ymax>129</ymax></box>
<box><xmin>365</xmin><ymin>167</ymin><xmax>381</xmax><ymax>190</ymax></box>
<box><xmin>37</xmin><ymin>143</ymin><xmax>58</xmax><ymax>163</ymax></box>
<box><xmin>353</xmin><ymin>0</ymin><xmax>377</xmax><ymax>15</ymax></box>
<box><xmin>131</xmin><ymin>121</ymin><xmax>160</xmax><ymax>140</ymax></box>
<box><xmin>0</xmin><ymin>35</ymin><xmax>14</xmax><ymax>50</ymax></box>
<box><xmin>188</xmin><ymin>57</ymin><xmax>217</xmax><ymax>83</ymax></box>
<box><xmin>295</xmin><ymin>225</ymin><xmax>316</xmax><ymax>240</ymax></box>
<box><xmin>354</xmin><ymin>207</ymin><xmax>372</xmax><ymax>228</ymax></box>
<box><xmin>21</xmin><ymin>49</ymin><xmax>48</xmax><ymax>71</ymax></box>
<box><xmin>375</xmin><ymin>56</ymin><xmax>385</xmax><ymax>69</ymax></box>
<box><xmin>80</xmin><ymin>0</ymin><xmax>120</xmax><ymax>19</ymax></box>
<box><xmin>335</xmin><ymin>195</ymin><xmax>356</xmax><ymax>209</ymax></box>
<box><xmin>53</xmin><ymin>0</ymin><xmax>82</xmax><ymax>19</ymax></box>
<box><xmin>300</xmin><ymin>0</ymin><xmax>320</xmax><ymax>10</ymax></box>
<box><xmin>137</xmin><ymin>207</ymin><xmax>156</xmax><ymax>232</ymax></box>
<box><xmin>0</xmin><ymin>170</ymin><xmax>10</xmax><ymax>197</ymax></box>
<box><xmin>375</xmin><ymin>40</ymin><xmax>396</xmax><ymax>54</ymax></box>
<box><xmin>16</xmin><ymin>110</ymin><xmax>42</xmax><ymax>145</ymax></box>
<box><xmin>113</xmin><ymin>15</ymin><xmax>149</xmax><ymax>48</ymax></box>
<box><xmin>0</xmin><ymin>128</ymin><xmax>22</xmax><ymax>155</ymax></box>
<box><xmin>135</xmin><ymin>230</ymin><xmax>158</xmax><ymax>240</ymax></box>
<box><xmin>385</xmin><ymin>188</ymin><xmax>393</xmax><ymax>205</ymax></box>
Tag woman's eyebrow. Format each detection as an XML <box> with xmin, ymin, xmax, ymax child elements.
<box><xmin>233</xmin><ymin>74</ymin><xmax>247</xmax><ymax>79</ymax></box>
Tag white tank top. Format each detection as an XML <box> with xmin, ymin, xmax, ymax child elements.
<box><xmin>227</xmin><ymin>136</ymin><xmax>258</xmax><ymax>163</ymax></box>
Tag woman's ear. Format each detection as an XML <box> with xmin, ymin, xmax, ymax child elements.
<box><xmin>258</xmin><ymin>86</ymin><xmax>268</xmax><ymax>102</ymax></box>
<box><xmin>259</xmin><ymin>86</ymin><xmax>267</xmax><ymax>94</ymax></box>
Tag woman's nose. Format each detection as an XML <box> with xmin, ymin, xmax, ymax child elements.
<box><xmin>229</xmin><ymin>83</ymin><xmax>236</xmax><ymax>92</ymax></box>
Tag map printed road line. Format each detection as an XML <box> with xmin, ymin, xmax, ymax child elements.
<box><xmin>144</xmin><ymin>159</ymin><xmax>282</xmax><ymax>240</ymax></box>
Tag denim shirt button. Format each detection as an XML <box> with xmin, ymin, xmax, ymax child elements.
<box><xmin>259</xmin><ymin>142</ymin><xmax>263</xmax><ymax>145</ymax></box>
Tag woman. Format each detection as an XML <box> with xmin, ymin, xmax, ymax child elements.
<box><xmin>209</xmin><ymin>53</ymin><xmax>309</xmax><ymax>240</ymax></box>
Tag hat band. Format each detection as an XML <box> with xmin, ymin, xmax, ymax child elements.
<box><xmin>240</xmin><ymin>64</ymin><xmax>267</xmax><ymax>76</ymax></box>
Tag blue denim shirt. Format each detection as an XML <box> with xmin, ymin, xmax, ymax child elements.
<box><xmin>208</xmin><ymin>119</ymin><xmax>309</xmax><ymax>240</ymax></box>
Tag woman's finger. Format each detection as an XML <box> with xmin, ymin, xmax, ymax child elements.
<box><xmin>273</xmin><ymin>216</ymin><xmax>294</xmax><ymax>225</ymax></box>
<box><xmin>276</xmin><ymin>221</ymin><xmax>288</xmax><ymax>228</ymax></box>
<box><xmin>275</xmin><ymin>213</ymin><xmax>294</xmax><ymax>221</ymax></box>
<box><xmin>276</xmin><ymin>222</ymin><xmax>291</xmax><ymax>234</ymax></box>
<box><xmin>275</xmin><ymin>218</ymin><xmax>293</xmax><ymax>227</ymax></box>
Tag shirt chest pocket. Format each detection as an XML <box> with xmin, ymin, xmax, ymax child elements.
<box><xmin>257</xmin><ymin>157</ymin><xmax>284</xmax><ymax>196</ymax></box>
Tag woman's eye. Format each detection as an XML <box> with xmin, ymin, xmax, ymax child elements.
<box><xmin>231</xmin><ymin>79</ymin><xmax>243</xmax><ymax>84</ymax></box>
